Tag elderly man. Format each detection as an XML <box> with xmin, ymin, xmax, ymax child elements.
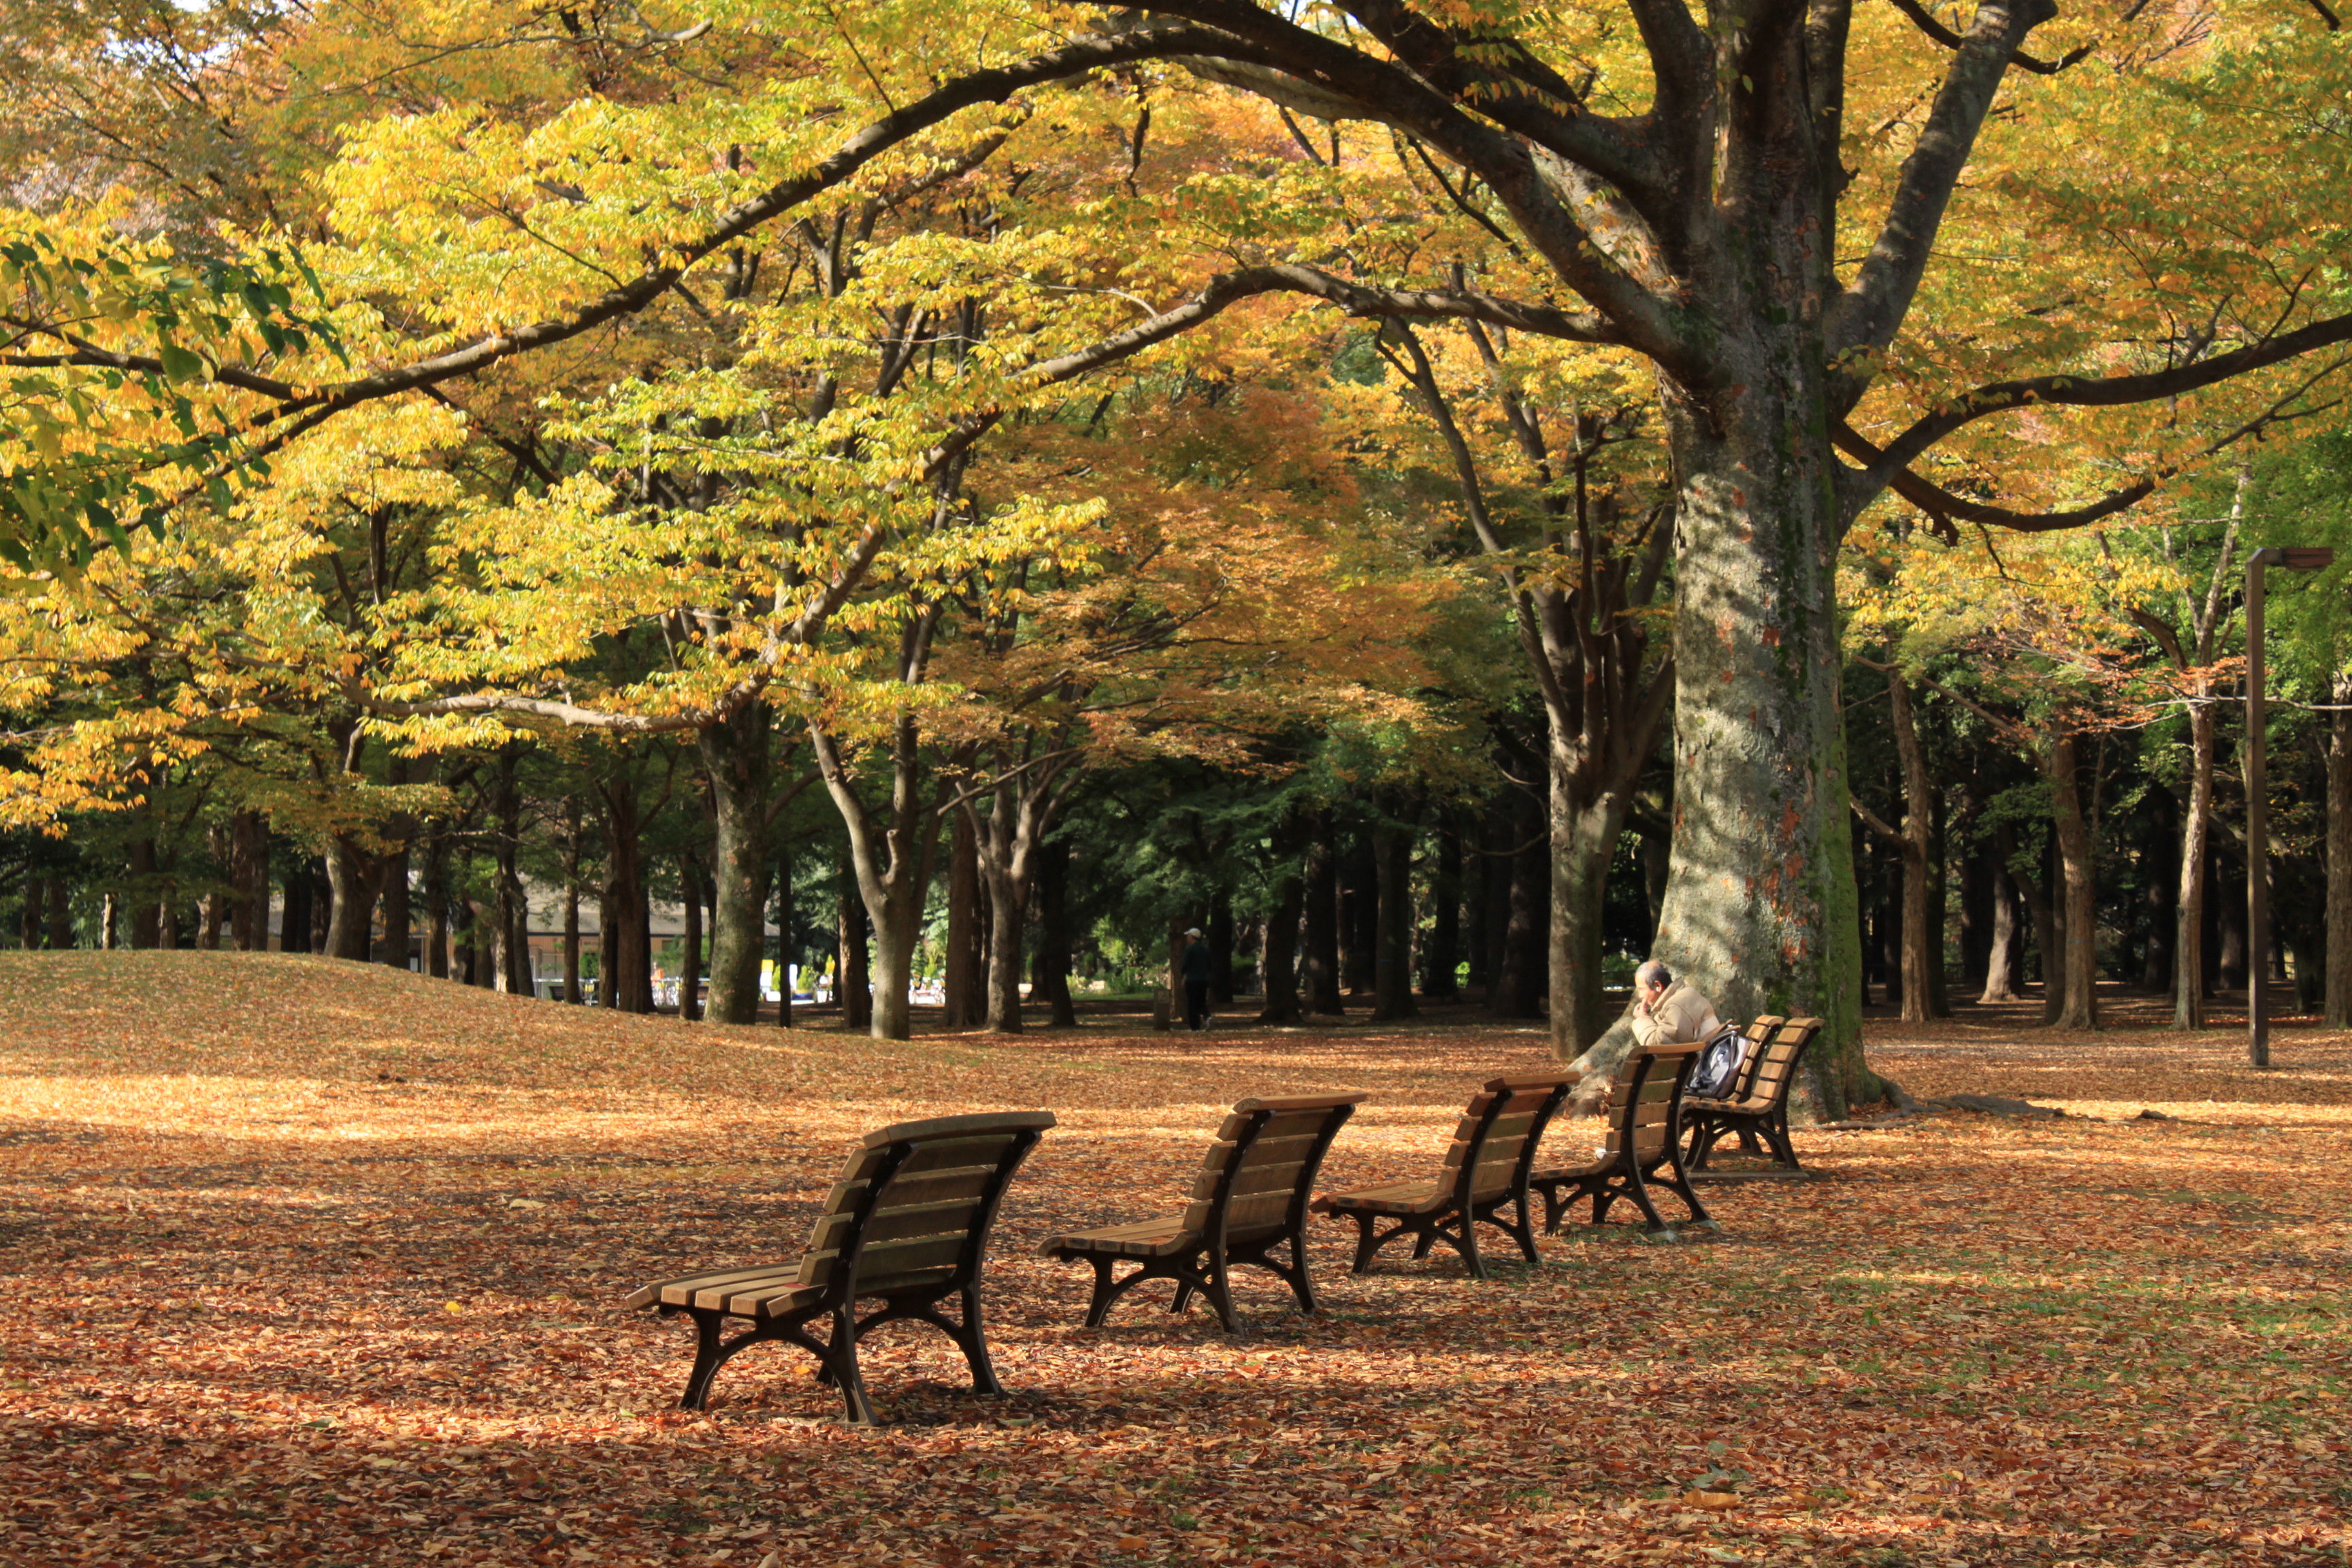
<box><xmin>1629</xmin><ymin>960</ymin><xmax>1721</xmax><ymax>1048</ymax></box>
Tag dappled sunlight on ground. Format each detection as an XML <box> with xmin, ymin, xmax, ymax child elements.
<box><xmin>3</xmin><ymin>955</ymin><xmax>2347</xmax><ymax>1567</ymax></box>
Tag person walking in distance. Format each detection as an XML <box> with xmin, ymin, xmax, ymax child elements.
<box><xmin>1180</xmin><ymin>926</ymin><xmax>1216</xmax><ymax>1032</ymax></box>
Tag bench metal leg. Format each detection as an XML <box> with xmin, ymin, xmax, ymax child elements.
<box><xmin>680</xmin><ymin>1307</ymin><xmax>731</xmax><ymax>1411</ymax></box>
<box><xmin>951</xmin><ymin>1283</ymin><xmax>1001</xmax><ymax>1394</ymax></box>
<box><xmin>824</xmin><ymin>1305</ymin><xmax>879</xmax><ymax>1425</ymax></box>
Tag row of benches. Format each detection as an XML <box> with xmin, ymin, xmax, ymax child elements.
<box><xmin>627</xmin><ymin>1018</ymin><xmax>1821</xmax><ymax>1423</ymax></box>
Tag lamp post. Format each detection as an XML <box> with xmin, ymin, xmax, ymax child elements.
<box><xmin>2245</xmin><ymin>544</ymin><xmax>2335</xmax><ymax>1068</ymax></box>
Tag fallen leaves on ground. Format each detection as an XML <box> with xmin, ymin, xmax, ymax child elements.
<box><xmin>2</xmin><ymin>954</ymin><xmax>2347</xmax><ymax>1567</ymax></box>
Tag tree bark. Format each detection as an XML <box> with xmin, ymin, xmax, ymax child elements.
<box><xmin>2328</xmin><ymin>673</ymin><xmax>2352</xmax><ymax>1028</ymax></box>
<box><xmin>1033</xmin><ymin>837</ymin><xmax>1078</xmax><ymax>1027</ymax></box>
<box><xmin>1978</xmin><ymin>860</ymin><xmax>2024</xmax><ymax>1003</ymax></box>
<box><xmin>1490</xmin><ymin>789</ymin><xmax>1548</xmax><ymax>1020</ymax></box>
<box><xmin>680</xmin><ymin>851</ymin><xmax>704</xmax><ymax>1021</ymax></box>
<box><xmin>601</xmin><ymin>779</ymin><xmax>653</xmax><ymax>1013</ymax></box>
<box><xmin>1301</xmin><ymin>812</ymin><xmax>1343</xmax><ymax>1014</ymax></box>
<box><xmin>2176</xmin><ymin>697</ymin><xmax>2218</xmax><ymax>1027</ymax></box>
<box><xmin>944</xmin><ymin>809</ymin><xmax>984</xmax><ymax>1028</ymax></box>
<box><xmin>838</xmin><ymin>865</ymin><xmax>871</xmax><ymax>1030</ymax></box>
<box><xmin>492</xmin><ymin>751</ymin><xmax>529</xmax><ymax>994</ymax></box>
<box><xmin>46</xmin><ymin>877</ymin><xmax>72</xmax><ymax>950</ymax></box>
<box><xmin>127</xmin><ymin>832</ymin><xmax>160</xmax><ymax>949</ymax></box>
<box><xmin>1340</xmin><ymin>826</ymin><xmax>1377</xmax><ymax>996</ymax></box>
<box><xmin>774</xmin><ymin>840</ymin><xmax>795</xmax><ymax>1028</ymax></box>
<box><xmin>561</xmin><ymin>801</ymin><xmax>583</xmax><ymax>1002</ymax></box>
<box><xmin>1259</xmin><ymin>854</ymin><xmax>1303</xmax><ymax>1024</ymax></box>
<box><xmin>323</xmin><ymin>839</ymin><xmax>380</xmax><ymax>962</ymax></box>
<box><xmin>1423</xmin><ymin>819</ymin><xmax>1461</xmax><ymax>998</ymax></box>
<box><xmin>1370</xmin><ymin>814</ymin><xmax>1418</xmax><ymax>1022</ymax></box>
<box><xmin>2048</xmin><ymin>732</ymin><xmax>2100</xmax><ymax>1029</ymax></box>
<box><xmin>2139</xmin><ymin>787</ymin><xmax>2177</xmax><ymax>994</ymax></box>
<box><xmin>811</xmin><ymin>711</ymin><xmax>953</xmax><ymax>1042</ymax></box>
<box><xmin>423</xmin><ymin>833</ymin><xmax>451</xmax><ymax>977</ymax></box>
<box><xmin>698</xmin><ymin>700</ymin><xmax>772</xmax><ymax>1025</ymax></box>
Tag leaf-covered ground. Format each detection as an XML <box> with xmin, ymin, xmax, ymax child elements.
<box><xmin>3</xmin><ymin>953</ymin><xmax>2346</xmax><ymax>1567</ymax></box>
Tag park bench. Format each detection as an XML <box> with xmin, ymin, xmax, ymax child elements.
<box><xmin>624</xmin><ymin>1110</ymin><xmax>1053</xmax><ymax>1424</ymax></box>
<box><xmin>1529</xmin><ymin>1044</ymin><xmax>1712</xmax><ymax>1237</ymax></box>
<box><xmin>1680</xmin><ymin>1015</ymin><xmax>1823</xmax><ymax>1173</ymax></box>
<box><xmin>1039</xmin><ymin>1092</ymin><xmax>1364</xmax><ymax>1333</ymax></box>
<box><xmin>1310</xmin><ymin>1073</ymin><xmax>1577</xmax><ymax>1279</ymax></box>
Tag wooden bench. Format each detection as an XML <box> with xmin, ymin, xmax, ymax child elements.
<box><xmin>624</xmin><ymin>1110</ymin><xmax>1052</xmax><ymax>1424</ymax></box>
<box><xmin>1309</xmin><ymin>1073</ymin><xmax>1576</xmax><ymax>1279</ymax></box>
<box><xmin>1681</xmin><ymin>1015</ymin><xmax>1823</xmax><ymax>1173</ymax></box>
<box><xmin>1529</xmin><ymin>1044</ymin><xmax>1712</xmax><ymax>1237</ymax></box>
<box><xmin>1039</xmin><ymin>1092</ymin><xmax>1364</xmax><ymax>1333</ymax></box>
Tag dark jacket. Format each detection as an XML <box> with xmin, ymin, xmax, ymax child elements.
<box><xmin>1180</xmin><ymin>940</ymin><xmax>1215</xmax><ymax>984</ymax></box>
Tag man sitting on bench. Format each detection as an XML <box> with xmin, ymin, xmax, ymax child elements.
<box><xmin>1631</xmin><ymin>960</ymin><xmax>1720</xmax><ymax>1048</ymax></box>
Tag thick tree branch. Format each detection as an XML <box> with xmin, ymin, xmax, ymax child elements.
<box><xmin>1828</xmin><ymin>0</ymin><xmax>2053</xmax><ymax>382</ymax></box>
<box><xmin>1865</xmin><ymin>314</ymin><xmax>2352</xmax><ymax>481</ymax></box>
<box><xmin>1883</xmin><ymin>0</ymin><xmax>2095</xmax><ymax>73</ymax></box>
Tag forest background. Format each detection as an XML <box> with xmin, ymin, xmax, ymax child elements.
<box><xmin>2</xmin><ymin>0</ymin><xmax>2351</xmax><ymax>1119</ymax></box>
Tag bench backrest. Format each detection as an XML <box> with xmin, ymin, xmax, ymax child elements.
<box><xmin>1723</xmin><ymin>1016</ymin><xmax>1786</xmax><ymax>1099</ymax></box>
<box><xmin>1444</xmin><ymin>1073</ymin><xmax>1578</xmax><ymax>1203</ymax></box>
<box><xmin>796</xmin><ymin>1111</ymin><xmax>1056</xmax><ymax>1298</ymax></box>
<box><xmin>1184</xmin><ymin>1092</ymin><xmax>1367</xmax><ymax>1242</ymax></box>
<box><xmin>1742</xmin><ymin>1017</ymin><xmax>1821</xmax><ymax>1110</ymax></box>
<box><xmin>1599</xmin><ymin>1044</ymin><xmax>1702</xmax><ymax>1167</ymax></box>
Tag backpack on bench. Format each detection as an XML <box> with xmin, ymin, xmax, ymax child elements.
<box><xmin>1686</xmin><ymin>1024</ymin><xmax>1749</xmax><ymax>1100</ymax></box>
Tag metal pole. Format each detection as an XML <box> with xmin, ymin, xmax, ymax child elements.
<box><xmin>2247</xmin><ymin>549</ymin><xmax>2274</xmax><ymax>1068</ymax></box>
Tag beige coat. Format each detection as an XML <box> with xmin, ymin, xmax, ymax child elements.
<box><xmin>1630</xmin><ymin>980</ymin><xmax>1722</xmax><ymax>1049</ymax></box>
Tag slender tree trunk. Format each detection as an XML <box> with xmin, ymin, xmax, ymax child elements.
<box><xmin>2176</xmin><ymin>697</ymin><xmax>2217</xmax><ymax>1028</ymax></box>
<box><xmin>1370</xmin><ymin>815</ymin><xmax>1418</xmax><ymax>1022</ymax></box>
<box><xmin>1422</xmin><ymin>820</ymin><xmax>1460</xmax><ymax>998</ymax></box>
<box><xmin>1341</xmin><ymin>828</ymin><xmax>1377</xmax><ymax>996</ymax></box>
<box><xmin>199</xmin><ymin>821</ymin><xmax>227</xmax><ymax>949</ymax></box>
<box><xmin>47</xmin><ymin>877</ymin><xmax>71</xmax><ymax>950</ymax></box>
<box><xmin>491</xmin><ymin>751</ymin><xmax>528</xmax><ymax>994</ymax></box>
<box><xmin>1885</xmin><ymin>676</ymin><xmax>1944</xmax><ymax>1022</ymax></box>
<box><xmin>680</xmin><ymin>851</ymin><xmax>704</xmax><ymax>1021</ymax></box>
<box><xmin>561</xmin><ymin>802</ymin><xmax>582</xmax><ymax>1002</ymax></box>
<box><xmin>2048</xmin><ymin>733</ymin><xmax>2099</xmax><ymax>1029</ymax></box>
<box><xmin>1260</xmin><ymin>859</ymin><xmax>1303</xmax><ymax>1024</ymax></box>
<box><xmin>602</xmin><ymin>783</ymin><xmax>652</xmax><ymax>1013</ymax></box>
<box><xmin>1464</xmin><ymin>817</ymin><xmax>1492</xmax><ymax>996</ymax></box>
<box><xmin>1301</xmin><ymin>813</ymin><xmax>1343</xmax><ymax>1014</ymax></box>
<box><xmin>101</xmin><ymin>892</ymin><xmax>118</xmax><ymax>949</ymax></box>
<box><xmin>2216</xmin><ymin>839</ymin><xmax>2250</xmax><ymax>994</ymax></box>
<box><xmin>2328</xmin><ymin>675</ymin><xmax>2352</xmax><ymax>1028</ymax></box>
<box><xmin>838</xmin><ymin>866</ymin><xmax>871</xmax><ymax>1030</ymax></box>
<box><xmin>2139</xmin><ymin>787</ymin><xmax>2177</xmax><ymax>994</ymax></box>
<box><xmin>228</xmin><ymin>813</ymin><xmax>266</xmax><ymax>951</ymax></box>
<box><xmin>945</xmin><ymin>811</ymin><xmax>983</xmax><ymax>1028</ymax></box>
<box><xmin>698</xmin><ymin>700</ymin><xmax>772</xmax><ymax>1024</ymax></box>
<box><xmin>423</xmin><ymin>833</ymin><xmax>451</xmax><ymax>979</ymax></box>
<box><xmin>774</xmin><ymin>841</ymin><xmax>794</xmax><ymax>1029</ymax></box>
<box><xmin>1491</xmin><ymin>789</ymin><xmax>1548</xmax><ymax>1019</ymax></box>
<box><xmin>1209</xmin><ymin>887</ymin><xmax>1237</xmax><ymax>1007</ymax></box>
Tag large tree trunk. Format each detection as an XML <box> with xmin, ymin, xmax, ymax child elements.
<box><xmin>1370</xmin><ymin>815</ymin><xmax>1418</xmax><ymax>1022</ymax></box>
<box><xmin>2328</xmin><ymin>674</ymin><xmax>2352</xmax><ymax>1028</ymax></box>
<box><xmin>2048</xmin><ymin>732</ymin><xmax>2100</xmax><ymax>1029</ymax></box>
<box><xmin>2176</xmin><ymin>696</ymin><xmax>2217</xmax><ymax>1027</ymax></box>
<box><xmin>127</xmin><ymin>832</ymin><xmax>161</xmax><ymax>949</ymax></box>
<box><xmin>1301</xmin><ymin>814</ymin><xmax>1343</xmax><ymax>1014</ymax></box>
<box><xmin>812</xmin><ymin>712</ymin><xmax>953</xmax><ymax>1042</ymax></box>
<box><xmin>1605</xmin><ymin>382</ymin><xmax>1869</xmax><ymax>1118</ymax></box>
<box><xmin>1548</xmin><ymin>757</ymin><xmax>1631</xmax><ymax>1052</ymax></box>
<box><xmin>1260</xmin><ymin>855</ymin><xmax>1303</xmax><ymax>1024</ymax></box>
<box><xmin>1340</xmin><ymin>826</ymin><xmax>1377</xmax><ymax>996</ymax></box>
<box><xmin>324</xmin><ymin>838</ymin><xmax>380</xmax><ymax>962</ymax></box>
<box><xmin>46</xmin><ymin>877</ymin><xmax>72</xmax><ymax>950</ymax></box>
<box><xmin>698</xmin><ymin>700</ymin><xmax>772</xmax><ymax>1025</ymax></box>
<box><xmin>229</xmin><ymin>811</ymin><xmax>267</xmax><ymax>951</ymax></box>
<box><xmin>1978</xmin><ymin>862</ymin><xmax>2024</xmax><ymax>1003</ymax></box>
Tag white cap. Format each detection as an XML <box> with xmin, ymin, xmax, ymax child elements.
<box><xmin>1185</xmin><ymin>927</ymin><xmax>1203</xmax><ymax>938</ymax></box>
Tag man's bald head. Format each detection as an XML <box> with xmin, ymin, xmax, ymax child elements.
<box><xmin>1634</xmin><ymin>960</ymin><xmax>1671</xmax><ymax>992</ymax></box>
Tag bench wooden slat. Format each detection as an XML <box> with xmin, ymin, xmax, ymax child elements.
<box><xmin>1531</xmin><ymin>1045</ymin><xmax>1712</xmax><ymax>1237</ymax></box>
<box><xmin>1314</xmin><ymin>1073</ymin><xmax>1576</xmax><ymax>1278</ymax></box>
<box><xmin>625</xmin><ymin>1110</ymin><xmax>1052</xmax><ymax>1424</ymax></box>
<box><xmin>1681</xmin><ymin>1017</ymin><xmax>1819</xmax><ymax>1174</ymax></box>
<box><xmin>1042</xmin><ymin>1092</ymin><xmax>1366</xmax><ymax>1331</ymax></box>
